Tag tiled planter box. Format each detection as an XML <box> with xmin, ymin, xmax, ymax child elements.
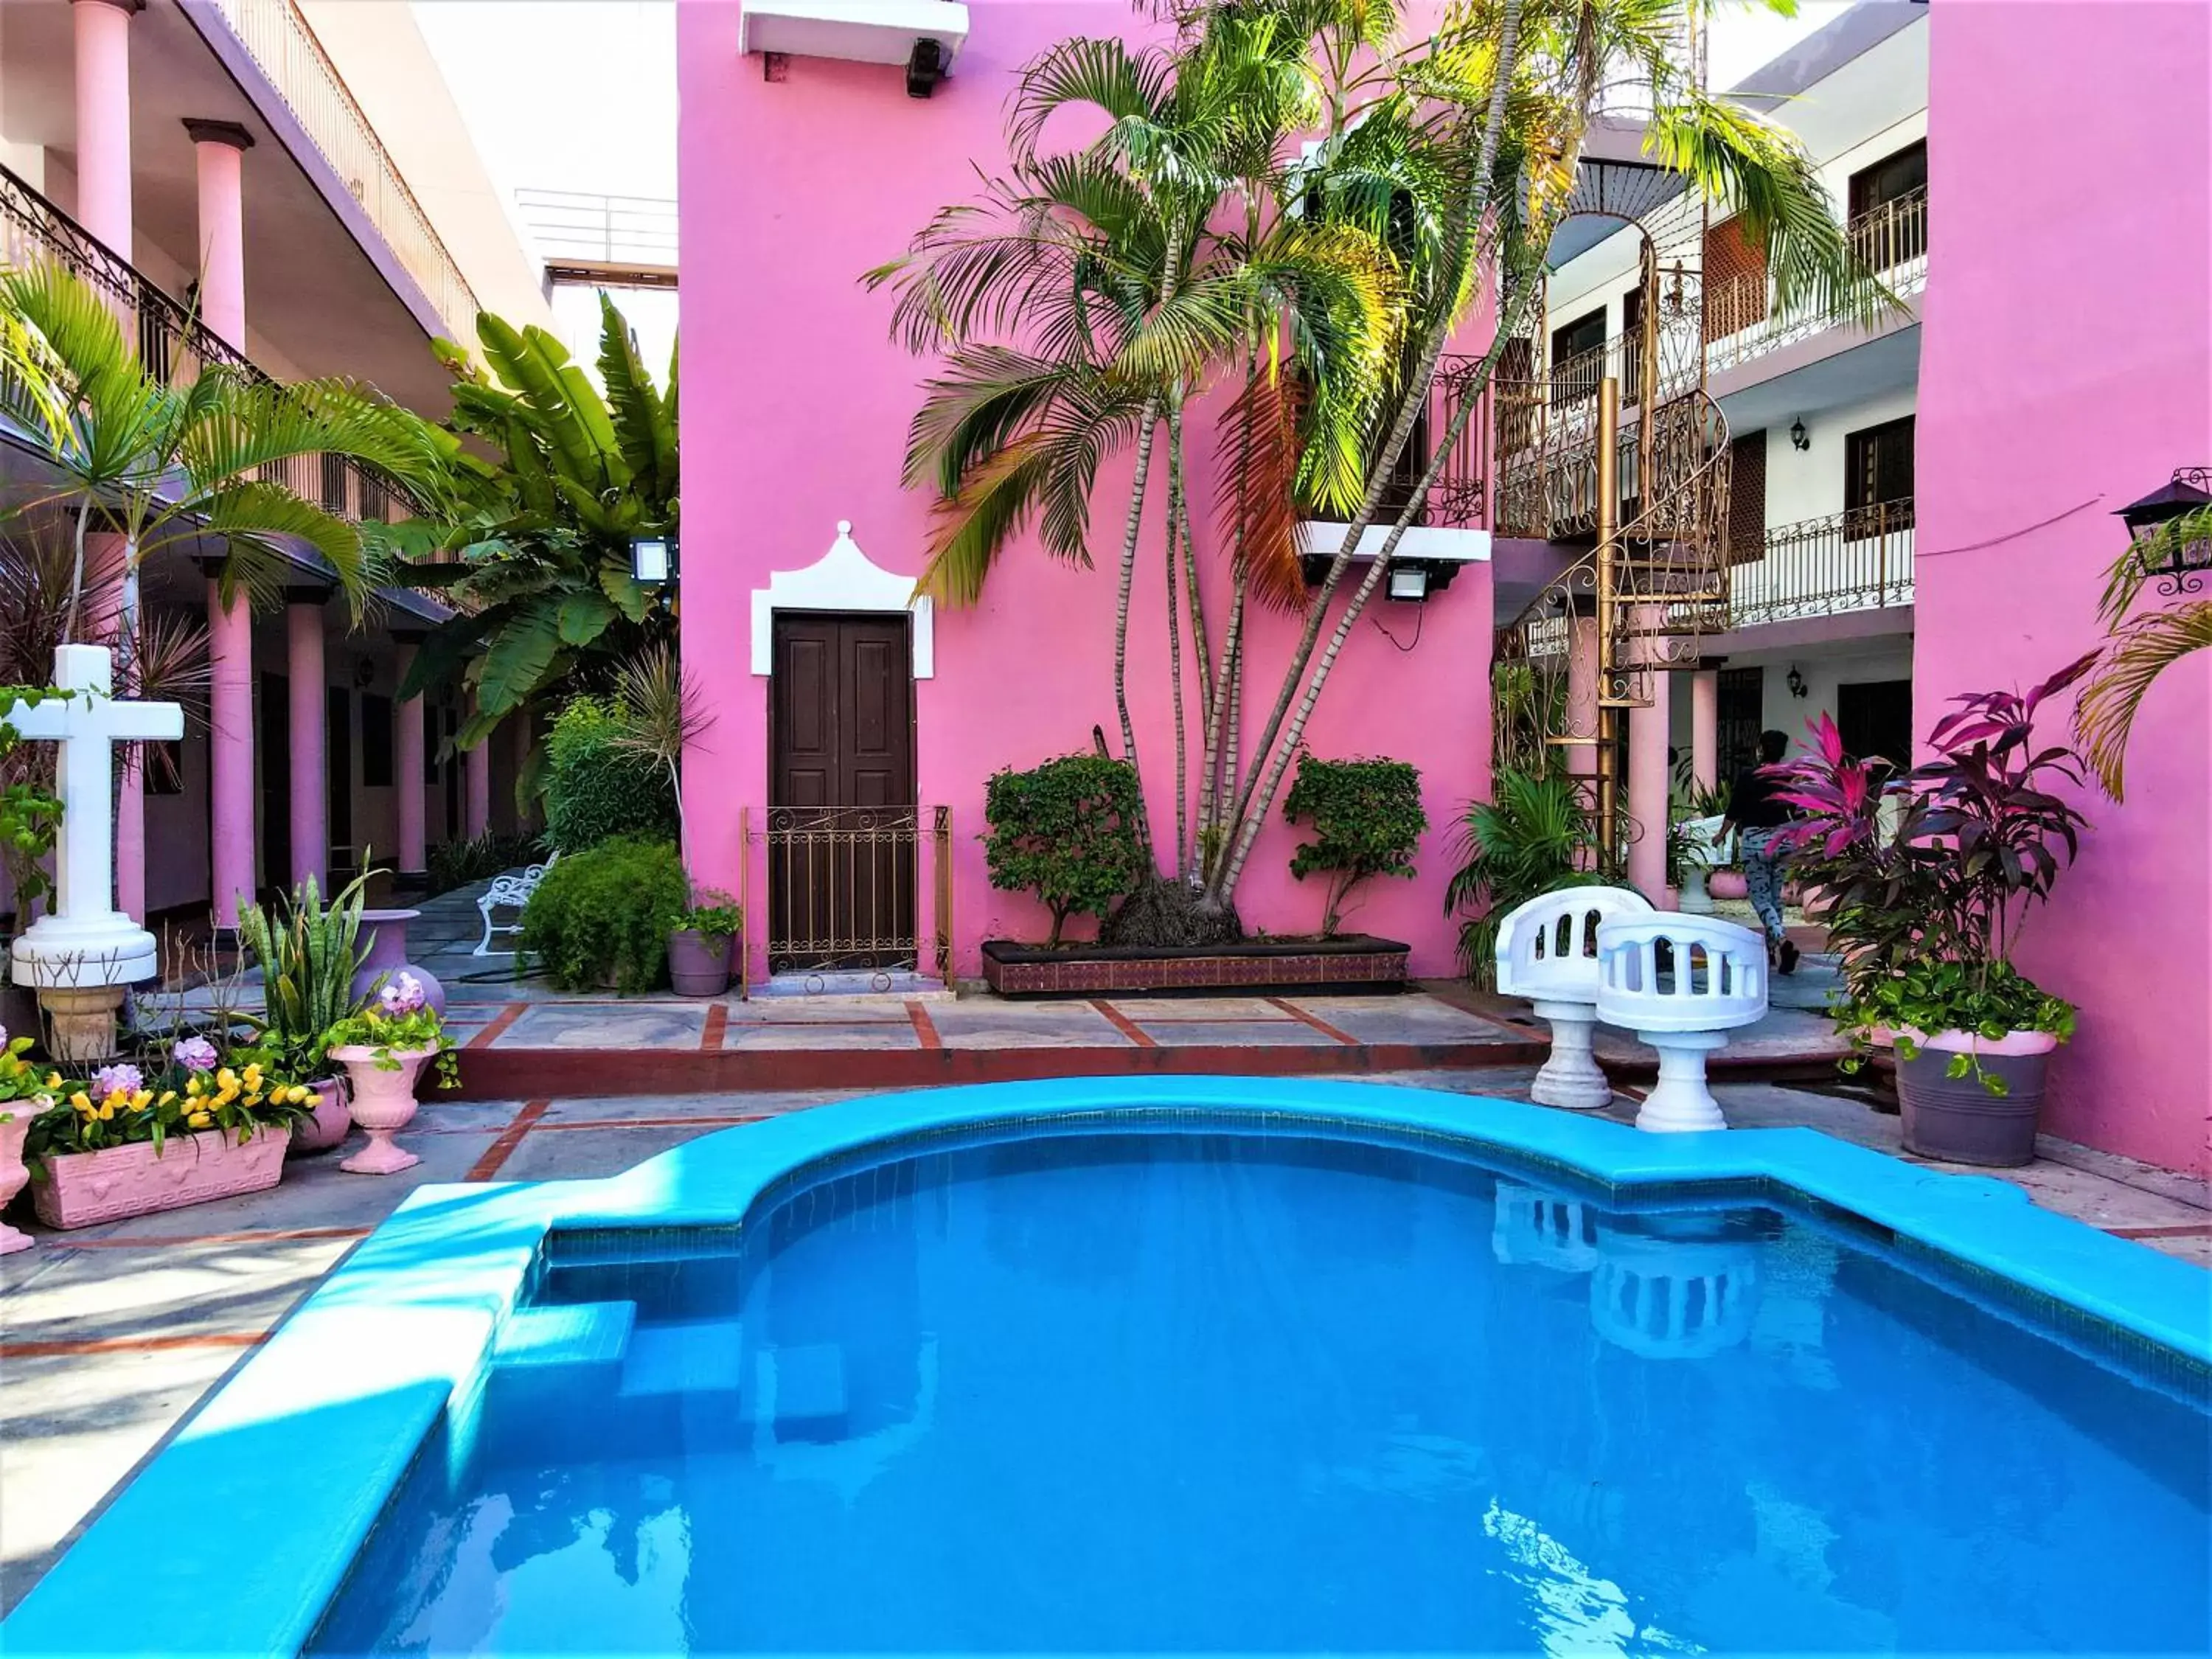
<box><xmin>982</xmin><ymin>935</ymin><xmax>1411</xmax><ymax>998</ymax></box>
<box><xmin>33</xmin><ymin>1126</ymin><xmax>291</xmax><ymax>1230</ymax></box>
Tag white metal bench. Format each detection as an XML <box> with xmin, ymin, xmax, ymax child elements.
<box><xmin>474</xmin><ymin>852</ymin><xmax>560</xmax><ymax>957</ymax></box>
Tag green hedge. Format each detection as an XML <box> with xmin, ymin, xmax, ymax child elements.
<box><xmin>518</xmin><ymin>835</ymin><xmax>687</xmax><ymax>993</ymax></box>
<box><xmin>1283</xmin><ymin>754</ymin><xmax>1427</xmax><ymax>936</ymax></box>
<box><xmin>542</xmin><ymin>697</ymin><xmax>678</xmax><ymax>854</ymax></box>
<box><xmin>983</xmin><ymin>753</ymin><xmax>1146</xmax><ymax>947</ymax></box>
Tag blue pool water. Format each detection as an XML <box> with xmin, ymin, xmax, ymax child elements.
<box><xmin>312</xmin><ymin>1125</ymin><xmax>2211</xmax><ymax>1655</ymax></box>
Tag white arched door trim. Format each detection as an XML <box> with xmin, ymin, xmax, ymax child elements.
<box><xmin>749</xmin><ymin>520</ymin><xmax>934</xmax><ymax>678</ymax></box>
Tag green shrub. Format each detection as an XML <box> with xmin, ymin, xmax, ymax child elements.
<box><xmin>1283</xmin><ymin>754</ymin><xmax>1428</xmax><ymax>936</ymax></box>
<box><xmin>518</xmin><ymin>835</ymin><xmax>687</xmax><ymax>993</ymax></box>
<box><xmin>426</xmin><ymin>831</ymin><xmax>543</xmax><ymax>897</ymax></box>
<box><xmin>541</xmin><ymin>697</ymin><xmax>678</xmax><ymax>854</ymax></box>
<box><xmin>982</xmin><ymin>753</ymin><xmax>1146</xmax><ymax>947</ymax></box>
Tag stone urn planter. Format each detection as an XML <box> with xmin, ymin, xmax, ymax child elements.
<box><xmin>285</xmin><ymin>1074</ymin><xmax>353</xmax><ymax>1157</ymax></box>
<box><xmin>32</xmin><ymin>1125</ymin><xmax>291</xmax><ymax>1230</ymax></box>
<box><xmin>1894</xmin><ymin>1027</ymin><xmax>2057</xmax><ymax>1168</ymax></box>
<box><xmin>0</xmin><ymin>1113</ymin><xmax>34</xmax><ymax>1254</ymax></box>
<box><xmin>351</xmin><ymin>909</ymin><xmax>446</xmax><ymax>1017</ymax></box>
<box><xmin>666</xmin><ymin>929</ymin><xmax>736</xmax><ymax>998</ymax></box>
<box><xmin>331</xmin><ymin>1046</ymin><xmax>435</xmax><ymax>1175</ymax></box>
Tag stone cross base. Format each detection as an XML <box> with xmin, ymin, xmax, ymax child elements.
<box><xmin>40</xmin><ymin>987</ymin><xmax>125</xmax><ymax>1063</ymax></box>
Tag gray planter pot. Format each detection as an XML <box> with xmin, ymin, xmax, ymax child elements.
<box><xmin>1896</xmin><ymin>1035</ymin><xmax>2053</xmax><ymax>1167</ymax></box>
<box><xmin>667</xmin><ymin>929</ymin><xmax>734</xmax><ymax>998</ymax></box>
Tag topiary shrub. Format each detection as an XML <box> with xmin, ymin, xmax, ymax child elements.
<box><xmin>518</xmin><ymin>835</ymin><xmax>687</xmax><ymax>993</ymax></box>
<box><xmin>541</xmin><ymin>696</ymin><xmax>678</xmax><ymax>854</ymax></box>
<box><xmin>1282</xmin><ymin>754</ymin><xmax>1428</xmax><ymax>936</ymax></box>
<box><xmin>983</xmin><ymin>753</ymin><xmax>1146</xmax><ymax>947</ymax></box>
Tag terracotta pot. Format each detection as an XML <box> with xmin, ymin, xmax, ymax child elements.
<box><xmin>330</xmin><ymin>1046</ymin><xmax>434</xmax><ymax>1176</ymax></box>
<box><xmin>350</xmin><ymin>908</ymin><xmax>446</xmax><ymax>1018</ymax></box>
<box><xmin>33</xmin><ymin>1125</ymin><xmax>291</xmax><ymax>1230</ymax></box>
<box><xmin>1707</xmin><ymin>872</ymin><xmax>1749</xmax><ymax>901</ymax></box>
<box><xmin>0</xmin><ymin>1113</ymin><xmax>33</xmax><ymax>1254</ymax></box>
<box><xmin>1895</xmin><ymin>1026</ymin><xmax>2057</xmax><ymax>1168</ymax></box>
<box><xmin>667</xmin><ymin>929</ymin><xmax>734</xmax><ymax>998</ymax></box>
<box><xmin>285</xmin><ymin>1074</ymin><xmax>353</xmax><ymax>1157</ymax></box>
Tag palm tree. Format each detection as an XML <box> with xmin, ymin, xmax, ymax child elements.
<box><xmin>0</xmin><ymin>260</ymin><xmax>448</xmax><ymax>665</ymax></box>
<box><xmin>2075</xmin><ymin>503</ymin><xmax>2212</xmax><ymax>798</ymax></box>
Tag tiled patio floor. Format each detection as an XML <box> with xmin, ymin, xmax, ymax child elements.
<box><xmin>4</xmin><ymin>1063</ymin><xmax>2205</xmax><ymax>1614</ymax></box>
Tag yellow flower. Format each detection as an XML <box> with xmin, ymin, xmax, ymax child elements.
<box><xmin>215</xmin><ymin>1068</ymin><xmax>239</xmax><ymax>1093</ymax></box>
<box><xmin>302</xmin><ymin>1091</ymin><xmax>321</xmax><ymax>1108</ymax></box>
<box><xmin>45</xmin><ymin>1072</ymin><xmax>62</xmax><ymax>1090</ymax></box>
<box><xmin>185</xmin><ymin>1076</ymin><xmax>203</xmax><ymax>1096</ymax></box>
<box><xmin>186</xmin><ymin>1109</ymin><xmax>212</xmax><ymax>1129</ymax></box>
<box><xmin>129</xmin><ymin>1089</ymin><xmax>152</xmax><ymax>1110</ymax></box>
<box><xmin>69</xmin><ymin>1091</ymin><xmax>90</xmax><ymax>1113</ymax></box>
<box><xmin>158</xmin><ymin>1090</ymin><xmax>178</xmax><ymax>1107</ymax></box>
<box><xmin>97</xmin><ymin>1101</ymin><xmax>116</xmax><ymax>1121</ymax></box>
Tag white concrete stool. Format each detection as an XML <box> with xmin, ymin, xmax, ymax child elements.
<box><xmin>1491</xmin><ymin>1180</ymin><xmax>1600</xmax><ymax>1273</ymax></box>
<box><xmin>1495</xmin><ymin>886</ymin><xmax>1655</xmax><ymax>1110</ymax></box>
<box><xmin>1594</xmin><ymin>914</ymin><xmax>1767</xmax><ymax>1133</ymax></box>
<box><xmin>1675</xmin><ymin>815</ymin><xmax>1731</xmax><ymax>914</ymax></box>
<box><xmin>1590</xmin><ymin>1235</ymin><xmax>1761</xmax><ymax>1358</ymax></box>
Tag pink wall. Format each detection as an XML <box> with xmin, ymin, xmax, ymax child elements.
<box><xmin>678</xmin><ymin>1</ymin><xmax>1493</xmax><ymax>980</ymax></box>
<box><xmin>1916</xmin><ymin>0</ymin><xmax>2211</xmax><ymax>1174</ymax></box>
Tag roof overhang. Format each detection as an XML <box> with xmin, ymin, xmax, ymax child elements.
<box><xmin>737</xmin><ymin>1</ymin><xmax>969</xmax><ymax>71</ymax></box>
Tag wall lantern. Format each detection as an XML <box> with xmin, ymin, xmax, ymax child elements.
<box><xmin>1786</xmin><ymin>664</ymin><xmax>1808</xmax><ymax>699</ymax></box>
<box><xmin>2116</xmin><ymin>467</ymin><xmax>2211</xmax><ymax>597</ymax></box>
<box><xmin>1789</xmin><ymin>418</ymin><xmax>1809</xmax><ymax>453</ymax></box>
<box><xmin>907</xmin><ymin>37</ymin><xmax>947</xmax><ymax>96</ymax></box>
<box><xmin>630</xmin><ymin>535</ymin><xmax>677</xmax><ymax>586</ymax></box>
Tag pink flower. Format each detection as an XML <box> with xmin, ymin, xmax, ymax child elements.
<box><xmin>173</xmin><ymin>1036</ymin><xmax>220</xmax><ymax>1073</ymax></box>
<box><xmin>92</xmin><ymin>1063</ymin><xmax>143</xmax><ymax>1099</ymax></box>
<box><xmin>379</xmin><ymin>972</ymin><xmax>427</xmax><ymax>1016</ymax></box>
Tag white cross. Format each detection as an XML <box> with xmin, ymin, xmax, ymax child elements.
<box><xmin>3</xmin><ymin>644</ymin><xmax>182</xmax><ymax>988</ymax></box>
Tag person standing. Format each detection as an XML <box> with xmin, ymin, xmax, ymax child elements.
<box><xmin>1722</xmin><ymin>729</ymin><xmax>1800</xmax><ymax>974</ymax></box>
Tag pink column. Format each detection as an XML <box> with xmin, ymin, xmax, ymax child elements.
<box><xmin>184</xmin><ymin>119</ymin><xmax>253</xmax><ymax>349</ymax></box>
<box><xmin>464</xmin><ymin>722</ymin><xmax>492</xmax><ymax>841</ymax></box>
<box><xmin>1627</xmin><ymin>666</ymin><xmax>1672</xmax><ymax>904</ymax></box>
<box><xmin>206</xmin><ymin>577</ymin><xmax>254</xmax><ymax>935</ymax></box>
<box><xmin>287</xmin><ymin>594</ymin><xmax>327</xmax><ymax>889</ymax></box>
<box><xmin>71</xmin><ymin>0</ymin><xmax>136</xmax><ymax>255</ymax></box>
<box><xmin>394</xmin><ymin>643</ymin><xmax>427</xmax><ymax>883</ymax></box>
<box><xmin>1565</xmin><ymin>608</ymin><xmax>1600</xmax><ymax>793</ymax></box>
<box><xmin>1690</xmin><ymin>669</ymin><xmax>1719</xmax><ymax>792</ymax></box>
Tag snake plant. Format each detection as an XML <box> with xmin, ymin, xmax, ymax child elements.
<box><xmin>235</xmin><ymin>868</ymin><xmax>375</xmax><ymax>1077</ymax></box>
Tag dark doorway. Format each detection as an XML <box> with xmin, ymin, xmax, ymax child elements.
<box><xmin>257</xmin><ymin>672</ymin><xmax>290</xmax><ymax>890</ymax></box>
<box><xmin>1837</xmin><ymin>678</ymin><xmax>1915</xmax><ymax>771</ymax></box>
<box><xmin>769</xmin><ymin>613</ymin><xmax>917</xmax><ymax>974</ymax></box>
<box><xmin>327</xmin><ymin>686</ymin><xmax>354</xmax><ymax>879</ymax></box>
<box><xmin>1717</xmin><ymin>666</ymin><xmax>1765</xmax><ymax>783</ymax></box>
<box><xmin>443</xmin><ymin>706</ymin><xmax>462</xmax><ymax>840</ymax></box>
<box><xmin>1728</xmin><ymin>431</ymin><xmax>1767</xmax><ymax>563</ymax></box>
<box><xmin>1549</xmin><ymin>307</ymin><xmax>1606</xmax><ymax>407</ymax></box>
<box><xmin>1848</xmin><ymin>140</ymin><xmax>1928</xmax><ymax>269</ymax></box>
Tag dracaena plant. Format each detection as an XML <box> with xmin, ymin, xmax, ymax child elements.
<box><xmin>1769</xmin><ymin>656</ymin><xmax>2099</xmax><ymax>1082</ymax></box>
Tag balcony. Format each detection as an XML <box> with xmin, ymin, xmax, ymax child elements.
<box><xmin>0</xmin><ymin>163</ymin><xmax>397</xmax><ymax>527</ymax></box>
<box><xmin>195</xmin><ymin>0</ymin><xmax>479</xmax><ymax>339</ymax></box>
<box><xmin>1725</xmin><ymin>498</ymin><xmax>1916</xmax><ymax>629</ymax></box>
<box><xmin>1704</xmin><ymin>187</ymin><xmax>1927</xmax><ymax>375</ymax></box>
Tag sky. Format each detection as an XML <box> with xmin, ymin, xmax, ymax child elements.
<box><xmin>411</xmin><ymin>0</ymin><xmax>1849</xmax><ymax>363</ymax></box>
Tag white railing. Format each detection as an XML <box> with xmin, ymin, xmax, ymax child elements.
<box><xmin>1705</xmin><ymin>188</ymin><xmax>1928</xmax><ymax>375</ymax></box>
<box><xmin>515</xmin><ymin>189</ymin><xmax>678</xmax><ymax>270</ymax></box>
<box><xmin>201</xmin><ymin>0</ymin><xmax>479</xmax><ymax>337</ymax></box>
<box><xmin>1726</xmin><ymin>499</ymin><xmax>1916</xmax><ymax>627</ymax></box>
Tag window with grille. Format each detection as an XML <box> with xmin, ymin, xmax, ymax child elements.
<box><xmin>1703</xmin><ymin>217</ymin><xmax>1768</xmax><ymax>341</ymax></box>
<box><xmin>1848</xmin><ymin>142</ymin><xmax>1928</xmax><ymax>269</ymax></box>
<box><xmin>1548</xmin><ymin>308</ymin><xmax>1604</xmax><ymax>406</ymax></box>
<box><xmin>1845</xmin><ymin>415</ymin><xmax>1916</xmax><ymax>540</ymax></box>
<box><xmin>1728</xmin><ymin>432</ymin><xmax>1767</xmax><ymax>563</ymax></box>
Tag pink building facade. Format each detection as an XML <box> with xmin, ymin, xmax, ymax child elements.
<box><xmin>677</xmin><ymin>1</ymin><xmax>1495</xmax><ymax>982</ymax></box>
<box><xmin>1916</xmin><ymin>0</ymin><xmax>2211</xmax><ymax>1175</ymax></box>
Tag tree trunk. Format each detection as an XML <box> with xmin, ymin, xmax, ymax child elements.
<box><xmin>1163</xmin><ymin>405</ymin><xmax>1190</xmax><ymax>882</ymax></box>
<box><xmin>1194</xmin><ymin>573</ymin><xmax>1245</xmax><ymax>885</ymax></box>
<box><xmin>1206</xmin><ymin>0</ymin><xmax>1530</xmax><ymax>905</ymax></box>
<box><xmin>1113</xmin><ymin>396</ymin><xmax>1163</xmax><ymax>859</ymax></box>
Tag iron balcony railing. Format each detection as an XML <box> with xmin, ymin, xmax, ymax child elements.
<box><xmin>201</xmin><ymin>0</ymin><xmax>479</xmax><ymax>338</ymax></box>
<box><xmin>1725</xmin><ymin>497</ymin><xmax>1916</xmax><ymax>628</ymax></box>
<box><xmin>1299</xmin><ymin>352</ymin><xmax>1491</xmax><ymax>532</ymax></box>
<box><xmin>1704</xmin><ymin>187</ymin><xmax>1929</xmax><ymax>373</ymax></box>
<box><xmin>0</xmin><ymin>162</ymin><xmax>400</xmax><ymax>526</ymax></box>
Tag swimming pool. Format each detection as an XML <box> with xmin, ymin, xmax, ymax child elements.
<box><xmin>6</xmin><ymin>1080</ymin><xmax>2208</xmax><ymax>1656</ymax></box>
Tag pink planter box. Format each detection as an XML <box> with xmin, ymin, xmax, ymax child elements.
<box><xmin>33</xmin><ymin>1126</ymin><xmax>291</xmax><ymax>1230</ymax></box>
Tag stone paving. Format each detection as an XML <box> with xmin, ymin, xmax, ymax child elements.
<box><xmin>4</xmin><ymin>1062</ymin><xmax>2206</xmax><ymax>1613</ymax></box>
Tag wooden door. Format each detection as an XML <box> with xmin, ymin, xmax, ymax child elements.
<box><xmin>1728</xmin><ymin>431</ymin><xmax>1767</xmax><ymax>563</ymax></box>
<box><xmin>769</xmin><ymin>613</ymin><xmax>917</xmax><ymax>973</ymax></box>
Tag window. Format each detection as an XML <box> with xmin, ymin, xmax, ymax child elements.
<box><xmin>1703</xmin><ymin>216</ymin><xmax>1768</xmax><ymax>341</ymax></box>
<box><xmin>1548</xmin><ymin>308</ymin><xmax>1605</xmax><ymax>406</ymax></box>
<box><xmin>1837</xmin><ymin>680</ymin><xmax>1913</xmax><ymax>772</ymax></box>
<box><xmin>361</xmin><ymin>694</ymin><xmax>394</xmax><ymax>787</ymax></box>
<box><xmin>1727</xmin><ymin>432</ymin><xmax>1767</xmax><ymax>563</ymax></box>
<box><xmin>1845</xmin><ymin>415</ymin><xmax>1916</xmax><ymax>540</ymax></box>
<box><xmin>1848</xmin><ymin>141</ymin><xmax>1927</xmax><ymax>269</ymax></box>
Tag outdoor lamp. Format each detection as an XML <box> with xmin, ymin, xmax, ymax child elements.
<box><xmin>1387</xmin><ymin>562</ymin><xmax>1431</xmax><ymax>603</ymax></box>
<box><xmin>1789</xmin><ymin>418</ymin><xmax>1809</xmax><ymax>452</ymax></box>
<box><xmin>1786</xmin><ymin>665</ymin><xmax>1808</xmax><ymax>699</ymax></box>
<box><xmin>2116</xmin><ymin>468</ymin><xmax>2211</xmax><ymax>596</ymax></box>
<box><xmin>630</xmin><ymin>535</ymin><xmax>675</xmax><ymax>586</ymax></box>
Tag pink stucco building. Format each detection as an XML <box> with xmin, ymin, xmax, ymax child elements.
<box><xmin>677</xmin><ymin>1</ymin><xmax>1497</xmax><ymax>984</ymax></box>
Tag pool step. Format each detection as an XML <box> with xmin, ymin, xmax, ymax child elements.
<box><xmin>492</xmin><ymin>1301</ymin><xmax>637</xmax><ymax>1369</ymax></box>
<box><xmin>619</xmin><ymin>1319</ymin><xmax>745</xmax><ymax>1399</ymax></box>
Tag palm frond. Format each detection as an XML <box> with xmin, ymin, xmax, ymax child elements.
<box><xmin>2074</xmin><ymin>599</ymin><xmax>2212</xmax><ymax>799</ymax></box>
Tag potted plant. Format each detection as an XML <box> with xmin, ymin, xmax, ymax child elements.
<box><xmin>667</xmin><ymin>889</ymin><xmax>742</xmax><ymax>997</ymax></box>
<box><xmin>236</xmin><ymin>870</ymin><xmax>375</xmax><ymax>1155</ymax></box>
<box><xmin>21</xmin><ymin>1048</ymin><xmax>321</xmax><ymax>1229</ymax></box>
<box><xmin>1282</xmin><ymin>756</ymin><xmax>1427</xmax><ymax>937</ymax></box>
<box><xmin>0</xmin><ymin>1027</ymin><xmax>44</xmax><ymax>1253</ymax></box>
<box><xmin>518</xmin><ymin>835</ymin><xmax>689</xmax><ymax>993</ymax></box>
<box><xmin>1772</xmin><ymin>657</ymin><xmax>2097</xmax><ymax>1166</ymax></box>
<box><xmin>324</xmin><ymin>973</ymin><xmax>456</xmax><ymax>1176</ymax></box>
